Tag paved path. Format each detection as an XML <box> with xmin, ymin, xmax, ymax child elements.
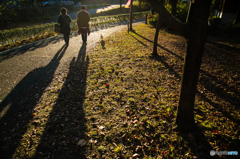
<box><xmin>0</xmin><ymin>18</ymin><xmax>146</xmax><ymax>103</ymax></box>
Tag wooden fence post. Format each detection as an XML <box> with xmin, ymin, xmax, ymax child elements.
<box><xmin>145</xmin><ymin>14</ymin><xmax>148</xmax><ymax>24</ymax></box>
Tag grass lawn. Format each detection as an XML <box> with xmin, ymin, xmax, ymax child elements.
<box><xmin>1</xmin><ymin>24</ymin><xmax>239</xmax><ymax>159</ymax></box>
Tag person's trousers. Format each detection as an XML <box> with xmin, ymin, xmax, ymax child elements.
<box><xmin>82</xmin><ymin>34</ymin><xmax>87</xmax><ymax>43</ymax></box>
<box><xmin>63</xmin><ymin>32</ymin><xmax>69</xmax><ymax>45</ymax></box>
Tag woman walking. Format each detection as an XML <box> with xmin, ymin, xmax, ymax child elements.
<box><xmin>77</xmin><ymin>5</ymin><xmax>90</xmax><ymax>45</ymax></box>
<box><xmin>58</xmin><ymin>7</ymin><xmax>72</xmax><ymax>46</ymax></box>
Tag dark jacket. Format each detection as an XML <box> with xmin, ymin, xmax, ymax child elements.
<box><xmin>76</xmin><ymin>10</ymin><xmax>90</xmax><ymax>28</ymax></box>
<box><xmin>58</xmin><ymin>14</ymin><xmax>72</xmax><ymax>34</ymax></box>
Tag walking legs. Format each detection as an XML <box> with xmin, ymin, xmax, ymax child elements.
<box><xmin>64</xmin><ymin>33</ymin><xmax>69</xmax><ymax>45</ymax></box>
<box><xmin>82</xmin><ymin>34</ymin><xmax>87</xmax><ymax>44</ymax></box>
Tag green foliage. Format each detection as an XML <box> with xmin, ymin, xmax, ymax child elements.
<box><xmin>17</xmin><ymin>0</ymin><xmax>35</xmax><ymax>9</ymax></box>
<box><xmin>209</xmin><ymin>16</ymin><xmax>222</xmax><ymax>25</ymax></box>
<box><xmin>208</xmin><ymin>20</ymin><xmax>240</xmax><ymax>37</ymax></box>
<box><xmin>147</xmin><ymin>14</ymin><xmax>168</xmax><ymax>28</ymax></box>
<box><xmin>0</xmin><ymin>1</ymin><xmax>18</xmax><ymax>28</ymax></box>
<box><xmin>15</xmin><ymin>8</ymin><xmax>51</xmax><ymax>23</ymax></box>
<box><xmin>165</xmin><ymin>1</ymin><xmax>189</xmax><ymax>22</ymax></box>
<box><xmin>128</xmin><ymin>98</ymin><xmax>135</xmax><ymax>105</ymax></box>
<box><xmin>134</xmin><ymin>0</ymin><xmax>152</xmax><ymax>10</ymax></box>
<box><xmin>0</xmin><ymin>23</ymin><xmax>55</xmax><ymax>46</ymax></box>
<box><xmin>147</xmin><ymin>14</ymin><xmax>159</xmax><ymax>27</ymax></box>
<box><xmin>208</xmin><ymin>15</ymin><xmax>240</xmax><ymax>37</ymax></box>
<box><xmin>113</xmin><ymin>146</ymin><xmax>122</xmax><ymax>153</ymax></box>
<box><xmin>98</xmin><ymin>145</ymin><xmax>105</xmax><ymax>152</ymax></box>
<box><xmin>147</xmin><ymin>1</ymin><xmax>189</xmax><ymax>28</ymax></box>
<box><xmin>175</xmin><ymin>2</ymin><xmax>189</xmax><ymax>22</ymax></box>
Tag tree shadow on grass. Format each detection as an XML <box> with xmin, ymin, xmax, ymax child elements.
<box><xmin>150</xmin><ymin>55</ymin><xmax>221</xmax><ymax>158</ymax></box>
<box><xmin>207</xmin><ymin>40</ymin><xmax>240</xmax><ymax>54</ymax></box>
<box><xmin>131</xmin><ymin>26</ymin><xmax>240</xmax><ymax>158</ymax></box>
<box><xmin>0</xmin><ymin>44</ymin><xmax>67</xmax><ymax>158</ymax></box>
<box><xmin>145</xmin><ymin>31</ymin><xmax>240</xmax><ymax>123</ymax></box>
<box><xmin>149</xmin><ymin>46</ymin><xmax>239</xmax><ymax>159</ymax></box>
<box><xmin>34</xmin><ymin>45</ymin><xmax>89</xmax><ymax>158</ymax></box>
<box><xmin>149</xmin><ymin>53</ymin><xmax>182</xmax><ymax>80</ymax></box>
<box><xmin>149</xmin><ymin>53</ymin><xmax>220</xmax><ymax>158</ymax></box>
<box><xmin>132</xmin><ymin>30</ymin><xmax>184</xmax><ymax>60</ymax></box>
<box><xmin>130</xmin><ymin>33</ymin><xmax>148</xmax><ymax>47</ymax></box>
<box><xmin>175</xmin><ymin>125</ymin><xmax>222</xmax><ymax>159</ymax></box>
<box><xmin>196</xmin><ymin>91</ymin><xmax>240</xmax><ymax>148</ymax></box>
<box><xmin>199</xmin><ymin>70</ymin><xmax>240</xmax><ymax>112</ymax></box>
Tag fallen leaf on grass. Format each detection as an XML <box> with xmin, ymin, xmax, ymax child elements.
<box><xmin>132</xmin><ymin>153</ymin><xmax>139</xmax><ymax>157</ymax></box>
<box><xmin>78</xmin><ymin>139</ymin><xmax>87</xmax><ymax>146</ymax></box>
<box><xmin>98</xmin><ymin>126</ymin><xmax>104</xmax><ymax>130</ymax></box>
<box><xmin>213</xmin><ymin>131</ymin><xmax>220</xmax><ymax>134</ymax></box>
<box><xmin>89</xmin><ymin>138</ymin><xmax>97</xmax><ymax>144</ymax></box>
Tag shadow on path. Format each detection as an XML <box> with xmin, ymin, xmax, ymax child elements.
<box><xmin>0</xmin><ymin>44</ymin><xmax>67</xmax><ymax>158</ymax></box>
<box><xmin>34</xmin><ymin>45</ymin><xmax>89</xmax><ymax>158</ymax></box>
<box><xmin>0</xmin><ymin>36</ymin><xmax>63</xmax><ymax>63</ymax></box>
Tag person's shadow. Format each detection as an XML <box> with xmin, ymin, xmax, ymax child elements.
<box><xmin>34</xmin><ymin>45</ymin><xmax>89</xmax><ymax>158</ymax></box>
<box><xmin>0</xmin><ymin>36</ymin><xmax>63</xmax><ymax>63</ymax></box>
<box><xmin>0</xmin><ymin>44</ymin><xmax>67</xmax><ymax>158</ymax></box>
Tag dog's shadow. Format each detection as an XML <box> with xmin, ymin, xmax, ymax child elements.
<box><xmin>100</xmin><ymin>40</ymin><xmax>106</xmax><ymax>49</ymax></box>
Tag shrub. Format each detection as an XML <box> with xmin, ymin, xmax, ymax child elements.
<box><xmin>15</xmin><ymin>8</ymin><xmax>51</xmax><ymax>23</ymax></box>
<box><xmin>134</xmin><ymin>0</ymin><xmax>152</xmax><ymax>10</ymax></box>
<box><xmin>0</xmin><ymin>1</ymin><xmax>18</xmax><ymax>28</ymax></box>
<box><xmin>209</xmin><ymin>16</ymin><xmax>222</xmax><ymax>25</ymax></box>
<box><xmin>208</xmin><ymin>21</ymin><xmax>240</xmax><ymax>37</ymax></box>
<box><xmin>147</xmin><ymin>14</ymin><xmax>158</xmax><ymax>28</ymax></box>
<box><xmin>165</xmin><ymin>2</ymin><xmax>189</xmax><ymax>23</ymax></box>
<box><xmin>147</xmin><ymin>14</ymin><xmax>167</xmax><ymax>28</ymax></box>
<box><xmin>147</xmin><ymin>2</ymin><xmax>189</xmax><ymax>28</ymax></box>
<box><xmin>176</xmin><ymin>2</ymin><xmax>189</xmax><ymax>22</ymax></box>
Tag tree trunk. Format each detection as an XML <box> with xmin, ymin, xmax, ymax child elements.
<box><xmin>168</xmin><ymin>0</ymin><xmax>177</xmax><ymax>32</ymax></box>
<box><xmin>176</xmin><ymin>0</ymin><xmax>211</xmax><ymax>131</ymax></box>
<box><xmin>152</xmin><ymin>0</ymin><xmax>165</xmax><ymax>56</ymax></box>
<box><xmin>171</xmin><ymin>0</ymin><xmax>177</xmax><ymax>17</ymax></box>
<box><xmin>120</xmin><ymin>0</ymin><xmax>122</xmax><ymax>11</ymax></box>
<box><xmin>152</xmin><ymin>17</ymin><xmax>161</xmax><ymax>56</ymax></box>
<box><xmin>130</xmin><ymin>0</ymin><xmax>133</xmax><ymax>31</ymax></box>
<box><xmin>147</xmin><ymin>0</ymin><xmax>211</xmax><ymax>131</ymax></box>
<box><xmin>235</xmin><ymin>4</ymin><xmax>240</xmax><ymax>24</ymax></box>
